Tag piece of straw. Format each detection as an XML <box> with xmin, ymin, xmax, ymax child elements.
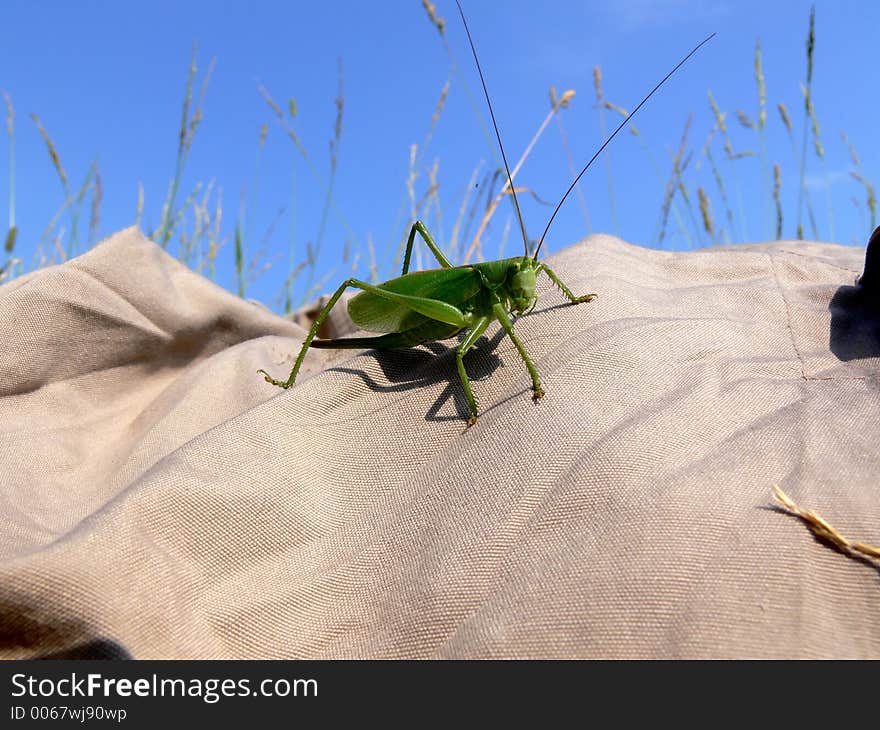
<box><xmin>772</xmin><ymin>485</ymin><xmax>880</xmax><ymax>562</ymax></box>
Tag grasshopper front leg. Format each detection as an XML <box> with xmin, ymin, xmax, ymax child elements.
<box><xmin>538</xmin><ymin>263</ymin><xmax>596</xmax><ymax>304</ymax></box>
<box><xmin>492</xmin><ymin>303</ymin><xmax>545</xmax><ymax>401</ymax></box>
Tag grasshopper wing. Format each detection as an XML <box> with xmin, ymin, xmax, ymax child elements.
<box><xmin>348</xmin><ymin>266</ymin><xmax>484</xmax><ymax>333</ymax></box>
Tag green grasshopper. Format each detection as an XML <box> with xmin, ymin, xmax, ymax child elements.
<box><xmin>259</xmin><ymin>2</ymin><xmax>714</xmax><ymax>426</ymax></box>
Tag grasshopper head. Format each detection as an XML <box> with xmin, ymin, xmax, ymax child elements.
<box><xmin>508</xmin><ymin>258</ymin><xmax>538</xmax><ymax>314</ymax></box>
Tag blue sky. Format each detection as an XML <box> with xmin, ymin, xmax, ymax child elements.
<box><xmin>1</xmin><ymin>0</ymin><xmax>876</xmax><ymax>309</ymax></box>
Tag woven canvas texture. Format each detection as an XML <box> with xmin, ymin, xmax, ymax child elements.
<box><xmin>1</xmin><ymin>227</ymin><xmax>877</xmax><ymax>659</ymax></box>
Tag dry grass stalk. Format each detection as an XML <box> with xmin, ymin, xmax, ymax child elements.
<box><xmin>367</xmin><ymin>233</ymin><xmax>378</xmax><ymax>283</ymax></box>
<box><xmin>773</xmin><ymin>163</ymin><xmax>782</xmax><ymax>239</ymax></box>
<box><xmin>841</xmin><ymin>132</ymin><xmax>876</xmax><ymax>231</ymax></box>
<box><xmin>0</xmin><ymin>257</ymin><xmax>17</xmax><ymax>283</ymax></box>
<box><xmin>463</xmin><ymin>95</ymin><xmax>573</xmax><ymax>263</ymax></box>
<box><xmin>772</xmin><ymin>485</ymin><xmax>880</xmax><ymax>562</ymax></box>
<box><xmin>755</xmin><ymin>40</ymin><xmax>766</xmax><ymax>130</ymax></box>
<box><xmin>245</xmin><ymin>208</ymin><xmax>285</xmax><ymax>288</ymax></box>
<box><xmin>421</xmin><ymin>0</ymin><xmax>445</xmax><ymax>35</ymax></box>
<box><xmin>302</xmin><ymin>58</ymin><xmax>346</xmax><ymax>300</ymax></box>
<box><xmin>37</xmin><ymin>196</ymin><xmax>70</xmax><ymax>263</ymax></box>
<box><xmin>331</xmin><ymin>58</ymin><xmax>344</xmax><ymax>165</ymax></box>
<box><xmin>796</xmin><ymin>5</ymin><xmax>817</xmax><ymax>240</ymax></box>
<box><xmin>3</xmin><ymin>226</ymin><xmax>15</xmax><ymax>255</ymax></box>
<box><xmin>677</xmin><ymin>151</ymin><xmax>692</xmax><ymax>205</ymax></box>
<box><xmin>777</xmin><ymin>102</ymin><xmax>793</xmax><ymax>137</ymax></box>
<box><xmin>703</xmin><ymin>126</ymin><xmax>735</xmax><ymax>241</ymax></box>
<box><xmin>592</xmin><ymin>66</ymin><xmax>603</xmax><ymax>100</ymax></box>
<box><xmin>234</xmin><ymin>223</ymin><xmax>244</xmax><ymax>296</ymax></box>
<box><xmin>387</xmin><ymin>73</ymin><xmax>452</xmax><ymax>275</ymax></box>
<box><xmin>74</xmin><ymin>161</ymin><xmax>95</xmax><ymax>212</ymax></box>
<box><xmin>186</xmin><ymin>180</ymin><xmax>218</xmax><ymax>267</ymax></box>
<box><xmin>497</xmin><ymin>213</ymin><xmax>512</xmax><ymax>258</ymax></box>
<box><xmin>432</xmin><ymin>79</ymin><xmax>451</xmax><ymax>131</ymax></box>
<box><xmin>3</xmin><ymin>91</ymin><xmax>15</xmax><ymax>257</ymax></box>
<box><xmin>414</xmin><ymin>75</ymin><xmax>452</xmax><ymax>175</ymax></box>
<box><xmin>276</xmin><ymin>257</ymin><xmax>308</xmax><ymax>313</ymax></box>
<box><xmin>841</xmin><ymin>131</ymin><xmax>860</xmax><ymax>166</ymax></box>
<box><xmin>31</xmin><ymin>113</ymin><xmax>82</xmax><ymax>255</ymax></box>
<box><xmin>698</xmin><ymin>186</ymin><xmax>714</xmax><ymax>237</ymax></box>
<box><xmin>208</xmin><ymin>188</ymin><xmax>223</xmax><ymax>277</ymax></box>
<box><xmin>707</xmin><ymin>91</ymin><xmax>730</xmax><ymax>155</ymax></box>
<box><xmin>302</xmin><ymin>267</ymin><xmax>337</xmax><ymax>306</ymax></box>
<box><xmin>805</xmin><ymin>6</ymin><xmax>815</xmax><ymax>84</ymax></box>
<box><xmin>800</xmin><ymin>83</ymin><xmax>824</xmax><ymax>158</ymax></box>
<box><xmin>753</xmin><ymin>38</ymin><xmax>771</xmax><ymax>238</ymax></box>
<box><xmin>707</xmin><ymin>89</ymin><xmax>753</xmax><ymax>241</ymax></box>
<box><xmin>449</xmin><ymin>162</ymin><xmax>483</xmax><ymax>263</ymax></box>
<box><xmin>426</xmin><ymin>158</ymin><xmax>444</xmax><ymax>247</ymax></box>
<box><xmin>89</xmin><ymin>163</ymin><xmax>103</xmax><ymax>244</ymax></box>
<box><xmin>778</xmin><ymin>101</ymin><xmax>817</xmax><ymax>239</ymax></box>
<box><xmin>32</xmin><ymin>120</ymin><xmax>96</xmax><ymax>258</ymax></box>
<box><xmin>552</xmin><ymin>87</ymin><xmax>591</xmax><ymax>232</ymax></box>
<box><xmin>850</xmin><ymin>172</ymin><xmax>877</xmax><ymax>231</ymax></box>
<box><xmin>156</xmin><ymin>44</ymin><xmax>216</xmax><ymax>248</ymax></box>
<box><xmin>258</xmin><ymin>84</ymin><xmax>305</xmax><ymax>155</ymax></box>
<box><xmin>2</xmin><ymin>91</ymin><xmax>11</xmax><ymax>138</ymax></box>
<box><xmin>592</xmin><ymin>65</ymin><xmax>619</xmax><ymax>235</ymax></box>
<box><xmin>135</xmin><ymin>182</ymin><xmax>144</xmax><ymax>228</ymax></box>
<box><xmin>51</xmin><ymin>232</ymin><xmax>66</xmax><ymax>264</ymax></box>
<box><xmin>657</xmin><ymin>114</ymin><xmax>692</xmax><ymax>246</ymax></box>
<box><xmin>550</xmin><ymin>87</ymin><xmax>575</xmax><ymax>111</ymax></box>
<box><xmin>600</xmin><ymin>99</ymin><xmax>627</xmax><ymax>118</ymax></box>
<box><xmin>261</xmin><ymin>76</ymin><xmax>358</xmax><ymax>280</ymax></box>
<box><xmin>30</xmin><ymin>113</ymin><xmax>67</xmax><ymax>187</ymax></box>
<box><xmin>735</xmin><ymin>109</ymin><xmax>756</xmax><ymax>130</ymax></box>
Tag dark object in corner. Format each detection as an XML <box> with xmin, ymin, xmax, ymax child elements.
<box><xmin>858</xmin><ymin>225</ymin><xmax>880</xmax><ymax>290</ymax></box>
<box><xmin>829</xmin><ymin>226</ymin><xmax>880</xmax><ymax>363</ymax></box>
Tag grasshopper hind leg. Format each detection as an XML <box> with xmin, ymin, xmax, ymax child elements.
<box><xmin>257</xmin><ymin>278</ymin><xmax>354</xmax><ymax>389</ymax></box>
<box><xmin>402</xmin><ymin>221</ymin><xmax>453</xmax><ymax>274</ymax></box>
<box><xmin>259</xmin><ymin>276</ymin><xmax>470</xmax><ymax>390</ymax></box>
<box><xmin>258</xmin><ymin>278</ymin><xmax>377</xmax><ymax>389</ymax></box>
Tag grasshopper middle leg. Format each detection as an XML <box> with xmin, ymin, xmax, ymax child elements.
<box><xmin>456</xmin><ymin>316</ymin><xmax>491</xmax><ymax>426</ymax></box>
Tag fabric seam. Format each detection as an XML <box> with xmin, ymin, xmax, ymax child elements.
<box><xmin>767</xmin><ymin>252</ymin><xmax>807</xmax><ymax>379</ymax></box>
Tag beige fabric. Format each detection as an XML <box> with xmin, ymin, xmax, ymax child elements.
<box><xmin>1</xmin><ymin>226</ymin><xmax>877</xmax><ymax>659</ymax></box>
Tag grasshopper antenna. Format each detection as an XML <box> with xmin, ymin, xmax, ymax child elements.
<box><xmin>455</xmin><ymin>0</ymin><xmax>531</xmax><ymax>258</ymax></box>
<box><xmin>533</xmin><ymin>32</ymin><xmax>716</xmax><ymax>261</ymax></box>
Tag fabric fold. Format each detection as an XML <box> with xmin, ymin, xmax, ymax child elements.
<box><xmin>0</xmin><ymin>227</ymin><xmax>876</xmax><ymax>659</ymax></box>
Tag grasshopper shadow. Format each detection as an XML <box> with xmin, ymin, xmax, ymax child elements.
<box><xmin>329</xmin><ymin>327</ymin><xmax>508</xmax><ymax>423</ymax></box>
<box><xmin>537</xmin><ymin>300</ymin><xmax>582</xmax><ymax>317</ymax></box>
